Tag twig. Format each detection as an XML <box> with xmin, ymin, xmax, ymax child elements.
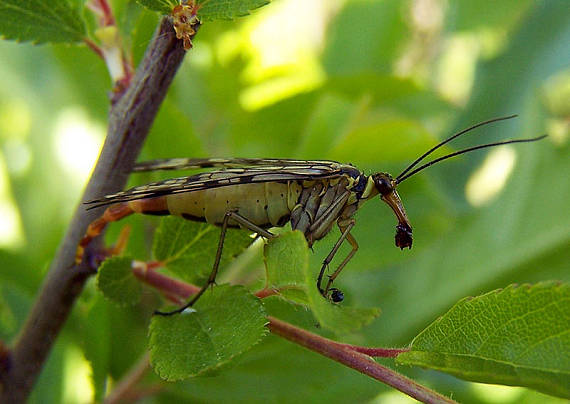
<box><xmin>84</xmin><ymin>37</ymin><xmax>104</xmax><ymax>59</ymax></box>
<box><xmin>268</xmin><ymin>317</ymin><xmax>456</xmax><ymax>404</ymax></box>
<box><xmin>103</xmin><ymin>353</ymin><xmax>154</xmax><ymax>404</ymax></box>
<box><xmin>125</xmin><ymin>267</ymin><xmax>454</xmax><ymax>403</ymax></box>
<box><xmin>332</xmin><ymin>343</ymin><xmax>409</xmax><ymax>358</ymax></box>
<box><xmin>88</xmin><ymin>0</ymin><xmax>116</xmax><ymax>26</ymax></box>
<box><xmin>0</xmin><ymin>18</ymin><xmax>190</xmax><ymax>403</ymax></box>
<box><xmin>86</xmin><ymin>0</ymin><xmax>134</xmax><ymax>93</ymax></box>
<box><xmin>132</xmin><ymin>261</ymin><xmax>200</xmax><ymax>299</ymax></box>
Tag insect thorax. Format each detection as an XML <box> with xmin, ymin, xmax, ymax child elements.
<box><xmin>291</xmin><ymin>174</ymin><xmax>364</xmax><ymax>244</ymax></box>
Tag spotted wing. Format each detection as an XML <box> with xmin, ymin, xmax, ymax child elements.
<box><xmin>132</xmin><ymin>157</ymin><xmax>339</xmax><ymax>172</ymax></box>
<box><xmin>86</xmin><ymin>162</ymin><xmax>345</xmax><ymax>209</ymax></box>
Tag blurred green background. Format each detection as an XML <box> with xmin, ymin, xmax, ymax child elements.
<box><xmin>0</xmin><ymin>0</ymin><xmax>568</xmax><ymax>402</ymax></box>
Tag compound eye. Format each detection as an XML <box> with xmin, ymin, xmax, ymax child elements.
<box><xmin>374</xmin><ymin>174</ymin><xmax>393</xmax><ymax>196</ymax></box>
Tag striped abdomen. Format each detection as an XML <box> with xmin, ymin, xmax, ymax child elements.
<box><xmin>161</xmin><ymin>181</ymin><xmax>303</xmax><ymax>228</ymax></box>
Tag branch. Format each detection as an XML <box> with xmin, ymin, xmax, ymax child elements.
<box><xmin>0</xmin><ymin>18</ymin><xmax>190</xmax><ymax>402</ymax></box>
<box><xmin>127</xmin><ymin>265</ymin><xmax>455</xmax><ymax>403</ymax></box>
<box><xmin>268</xmin><ymin>317</ymin><xmax>456</xmax><ymax>404</ymax></box>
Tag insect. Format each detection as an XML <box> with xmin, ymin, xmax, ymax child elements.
<box><xmin>76</xmin><ymin>116</ymin><xmax>545</xmax><ymax>315</ymax></box>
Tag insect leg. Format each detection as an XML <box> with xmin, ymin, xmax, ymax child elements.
<box><xmin>316</xmin><ymin>219</ymin><xmax>356</xmax><ymax>296</ymax></box>
<box><xmin>75</xmin><ymin>203</ymin><xmax>135</xmax><ymax>264</ymax></box>
<box><xmin>154</xmin><ymin>211</ymin><xmax>276</xmax><ymax>316</ymax></box>
<box><xmin>76</xmin><ymin>197</ymin><xmax>169</xmax><ymax>265</ymax></box>
<box><xmin>323</xmin><ymin>221</ymin><xmax>358</xmax><ymax>298</ymax></box>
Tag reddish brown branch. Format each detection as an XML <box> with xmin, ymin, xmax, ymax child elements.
<box><xmin>268</xmin><ymin>317</ymin><xmax>456</xmax><ymax>404</ymax></box>
<box><xmin>0</xmin><ymin>18</ymin><xmax>191</xmax><ymax>403</ymax></box>
<box><xmin>84</xmin><ymin>37</ymin><xmax>105</xmax><ymax>59</ymax></box>
<box><xmin>87</xmin><ymin>0</ymin><xmax>116</xmax><ymax>26</ymax></box>
<box><xmin>125</xmin><ymin>268</ymin><xmax>453</xmax><ymax>403</ymax></box>
<box><xmin>132</xmin><ymin>261</ymin><xmax>200</xmax><ymax>300</ymax></box>
<box><xmin>332</xmin><ymin>343</ymin><xmax>409</xmax><ymax>358</ymax></box>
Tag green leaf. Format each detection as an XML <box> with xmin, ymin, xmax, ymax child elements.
<box><xmin>264</xmin><ymin>231</ymin><xmax>380</xmax><ymax>333</ymax></box>
<box><xmin>152</xmin><ymin>217</ymin><xmax>253</xmax><ymax>283</ymax></box>
<box><xmin>322</xmin><ymin>0</ymin><xmax>410</xmax><ymax>75</ymax></box>
<box><xmin>135</xmin><ymin>0</ymin><xmax>270</xmax><ymax>20</ymax></box>
<box><xmin>149</xmin><ymin>284</ymin><xmax>267</xmax><ymax>381</ymax></box>
<box><xmin>327</xmin><ymin>74</ymin><xmax>420</xmax><ymax>105</ymax></box>
<box><xmin>447</xmin><ymin>0</ymin><xmax>534</xmax><ymax>32</ymax></box>
<box><xmin>0</xmin><ymin>0</ymin><xmax>86</xmax><ymax>44</ymax></box>
<box><xmin>397</xmin><ymin>282</ymin><xmax>570</xmax><ymax>398</ymax></box>
<box><xmin>294</xmin><ymin>94</ymin><xmax>356</xmax><ymax>158</ymax></box>
<box><xmin>199</xmin><ymin>0</ymin><xmax>270</xmax><ymax>22</ymax></box>
<box><xmin>358</xmin><ymin>1</ymin><xmax>570</xmax><ymax>352</ymax></box>
<box><xmin>96</xmin><ymin>256</ymin><xmax>142</xmax><ymax>306</ymax></box>
<box><xmin>329</xmin><ymin>118</ymin><xmax>447</xmax><ymax>165</ymax></box>
<box><xmin>264</xmin><ymin>231</ymin><xmax>308</xmax><ymax>301</ymax></box>
<box><xmin>306</xmin><ymin>281</ymin><xmax>380</xmax><ymax>335</ymax></box>
<box><xmin>135</xmin><ymin>0</ymin><xmax>176</xmax><ymax>15</ymax></box>
<box><xmin>262</xmin><ymin>295</ymin><xmax>317</xmax><ymax>330</ymax></box>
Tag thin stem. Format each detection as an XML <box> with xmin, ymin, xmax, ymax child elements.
<box><xmin>332</xmin><ymin>343</ymin><xmax>410</xmax><ymax>358</ymax></box>
<box><xmin>86</xmin><ymin>0</ymin><xmax>134</xmax><ymax>91</ymax></box>
<box><xmin>254</xmin><ymin>287</ymin><xmax>280</xmax><ymax>299</ymax></box>
<box><xmin>103</xmin><ymin>353</ymin><xmax>153</xmax><ymax>404</ymax></box>
<box><xmin>87</xmin><ymin>0</ymin><xmax>116</xmax><ymax>26</ymax></box>
<box><xmin>132</xmin><ymin>261</ymin><xmax>201</xmax><ymax>299</ymax></box>
<box><xmin>268</xmin><ymin>317</ymin><xmax>456</xmax><ymax>404</ymax></box>
<box><xmin>0</xmin><ymin>18</ymin><xmax>190</xmax><ymax>403</ymax></box>
<box><xmin>84</xmin><ymin>37</ymin><xmax>104</xmax><ymax>59</ymax></box>
<box><xmin>127</xmin><ymin>268</ymin><xmax>454</xmax><ymax>403</ymax></box>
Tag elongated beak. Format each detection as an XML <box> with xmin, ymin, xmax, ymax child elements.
<box><xmin>381</xmin><ymin>190</ymin><xmax>413</xmax><ymax>249</ymax></box>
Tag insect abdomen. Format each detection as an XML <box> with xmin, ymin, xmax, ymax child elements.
<box><xmin>165</xmin><ymin>182</ymin><xmax>302</xmax><ymax>228</ymax></box>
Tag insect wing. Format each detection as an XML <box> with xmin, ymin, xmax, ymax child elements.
<box><xmin>131</xmin><ymin>157</ymin><xmax>340</xmax><ymax>172</ymax></box>
<box><xmin>86</xmin><ymin>163</ymin><xmax>344</xmax><ymax>209</ymax></box>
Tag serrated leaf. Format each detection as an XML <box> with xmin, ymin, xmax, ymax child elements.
<box><xmin>198</xmin><ymin>0</ymin><xmax>270</xmax><ymax>21</ymax></box>
<box><xmin>153</xmin><ymin>217</ymin><xmax>253</xmax><ymax>284</ymax></box>
<box><xmin>135</xmin><ymin>0</ymin><xmax>176</xmax><ymax>14</ymax></box>
<box><xmin>149</xmin><ymin>284</ymin><xmax>267</xmax><ymax>381</ymax></box>
<box><xmin>135</xmin><ymin>0</ymin><xmax>270</xmax><ymax>20</ymax></box>
<box><xmin>264</xmin><ymin>231</ymin><xmax>380</xmax><ymax>333</ymax></box>
<box><xmin>0</xmin><ymin>0</ymin><xmax>86</xmax><ymax>44</ymax></box>
<box><xmin>397</xmin><ymin>282</ymin><xmax>570</xmax><ymax>399</ymax></box>
<box><xmin>96</xmin><ymin>256</ymin><xmax>142</xmax><ymax>306</ymax></box>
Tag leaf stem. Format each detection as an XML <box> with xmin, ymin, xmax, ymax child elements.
<box><xmin>267</xmin><ymin>316</ymin><xmax>456</xmax><ymax>404</ymax></box>
<box><xmin>332</xmin><ymin>343</ymin><xmax>410</xmax><ymax>358</ymax></box>
<box><xmin>131</xmin><ymin>267</ymin><xmax>455</xmax><ymax>403</ymax></box>
<box><xmin>87</xmin><ymin>0</ymin><xmax>116</xmax><ymax>26</ymax></box>
<box><xmin>103</xmin><ymin>353</ymin><xmax>160</xmax><ymax>404</ymax></box>
<box><xmin>84</xmin><ymin>37</ymin><xmax>104</xmax><ymax>58</ymax></box>
<box><xmin>132</xmin><ymin>260</ymin><xmax>200</xmax><ymax>299</ymax></box>
<box><xmin>86</xmin><ymin>0</ymin><xmax>134</xmax><ymax>92</ymax></box>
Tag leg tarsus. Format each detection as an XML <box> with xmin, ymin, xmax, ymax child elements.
<box><xmin>324</xmin><ymin>229</ymin><xmax>358</xmax><ymax>296</ymax></box>
<box><xmin>316</xmin><ymin>219</ymin><xmax>356</xmax><ymax>297</ymax></box>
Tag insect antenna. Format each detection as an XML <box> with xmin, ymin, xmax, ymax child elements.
<box><xmin>396</xmin><ymin>135</ymin><xmax>547</xmax><ymax>184</ymax></box>
<box><xmin>396</xmin><ymin>115</ymin><xmax>518</xmax><ymax>182</ymax></box>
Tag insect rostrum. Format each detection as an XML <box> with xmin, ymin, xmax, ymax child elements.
<box><xmin>76</xmin><ymin>116</ymin><xmax>545</xmax><ymax>315</ymax></box>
